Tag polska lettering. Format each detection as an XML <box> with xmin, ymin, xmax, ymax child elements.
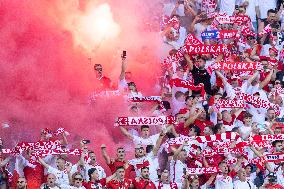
<box><xmin>130</xmin><ymin>96</ymin><xmax>162</xmax><ymax>102</ymax></box>
<box><xmin>117</xmin><ymin>116</ymin><xmax>176</xmax><ymax>126</ymax></box>
<box><xmin>185</xmin><ymin>44</ymin><xmax>225</xmax><ymax>55</ymax></box>
<box><xmin>214</xmin><ymin>62</ymin><xmax>261</xmax><ymax>71</ymax></box>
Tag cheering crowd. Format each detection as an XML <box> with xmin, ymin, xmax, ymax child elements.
<box><xmin>3</xmin><ymin>0</ymin><xmax>284</xmax><ymax>188</ymax></box>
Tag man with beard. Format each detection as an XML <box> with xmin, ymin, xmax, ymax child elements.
<box><xmin>129</xmin><ymin>132</ymin><xmax>165</xmax><ymax>182</ymax></box>
<box><xmin>186</xmin><ymin>55</ymin><xmax>212</xmax><ymax>95</ymax></box>
<box><xmin>81</xmin><ymin>151</ymin><xmax>106</xmax><ymax>181</ymax></box>
<box><xmin>133</xmin><ymin>167</ymin><xmax>156</xmax><ymax>189</ymax></box>
<box><xmin>101</xmin><ymin>145</ymin><xmax>133</xmax><ymax>179</ymax></box>
<box><xmin>106</xmin><ymin>166</ymin><xmax>134</xmax><ymax>189</ymax></box>
<box><xmin>233</xmin><ymin>168</ymin><xmax>257</xmax><ymax>189</ymax></box>
<box><xmin>215</xmin><ymin>161</ymin><xmax>240</xmax><ymax>189</ymax></box>
<box><xmin>94</xmin><ymin>64</ymin><xmax>112</xmax><ymax>91</ymax></box>
<box><xmin>16</xmin><ymin>177</ymin><xmax>27</xmax><ymax>189</ymax></box>
<box><xmin>38</xmin><ymin>156</ymin><xmax>70</xmax><ymax>186</ymax></box>
<box><xmin>40</xmin><ymin>174</ymin><xmax>60</xmax><ymax>189</ymax></box>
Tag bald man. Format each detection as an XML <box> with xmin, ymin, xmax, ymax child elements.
<box><xmin>16</xmin><ymin>177</ymin><xmax>27</xmax><ymax>189</ymax></box>
<box><xmin>40</xmin><ymin>174</ymin><xmax>60</xmax><ymax>189</ymax></box>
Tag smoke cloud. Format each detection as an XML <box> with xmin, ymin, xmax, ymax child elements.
<box><xmin>0</xmin><ymin>0</ymin><xmax>164</xmax><ymax>163</ymax></box>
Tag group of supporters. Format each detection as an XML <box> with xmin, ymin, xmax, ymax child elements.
<box><xmin>2</xmin><ymin>0</ymin><xmax>284</xmax><ymax>189</ymax></box>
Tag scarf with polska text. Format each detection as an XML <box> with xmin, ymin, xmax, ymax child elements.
<box><xmin>213</xmin><ymin>62</ymin><xmax>262</xmax><ymax>71</ymax></box>
<box><xmin>116</xmin><ymin>116</ymin><xmax>176</xmax><ymax>126</ymax></box>
<box><xmin>130</xmin><ymin>96</ymin><xmax>162</xmax><ymax>102</ymax></box>
<box><xmin>169</xmin><ymin>78</ymin><xmax>205</xmax><ymax>98</ymax></box>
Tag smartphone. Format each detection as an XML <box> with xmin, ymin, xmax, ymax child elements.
<box><xmin>122</xmin><ymin>51</ymin><xmax>127</xmax><ymax>58</ymax></box>
<box><xmin>235</xmin><ymin>5</ymin><xmax>239</xmax><ymax>10</ymax></box>
<box><xmin>82</xmin><ymin>139</ymin><xmax>91</xmax><ymax>144</ymax></box>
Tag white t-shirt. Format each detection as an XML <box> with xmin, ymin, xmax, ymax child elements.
<box><xmin>258</xmin><ymin>0</ymin><xmax>277</xmax><ymax>19</ymax></box>
<box><xmin>215</xmin><ymin>174</ymin><xmax>234</xmax><ymax>189</ymax></box>
<box><xmin>47</xmin><ymin>166</ymin><xmax>69</xmax><ymax>186</ymax></box>
<box><xmin>132</xmin><ymin>134</ymin><xmax>160</xmax><ymax>146</ymax></box>
<box><xmin>128</xmin><ymin>156</ymin><xmax>147</xmax><ymax>177</ymax></box>
<box><xmin>233</xmin><ymin>180</ymin><xmax>257</xmax><ymax>189</ymax></box>
<box><xmin>61</xmin><ymin>185</ymin><xmax>86</xmax><ymax>189</ymax></box>
<box><xmin>170</xmin><ymin>159</ymin><xmax>187</xmax><ymax>186</ymax></box>
<box><xmin>145</xmin><ymin>152</ymin><xmax>160</xmax><ymax>182</ymax></box>
<box><xmin>40</xmin><ymin>184</ymin><xmax>61</xmax><ymax>189</ymax></box>
<box><xmin>243</xmin><ymin>0</ymin><xmax>259</xmax><ymax>22</ymax></box>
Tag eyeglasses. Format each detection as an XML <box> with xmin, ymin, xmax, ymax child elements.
<box><xmin>74</xmin><ymin>177</ymin><xmax>83</xmax><ymax>181</ymax></box>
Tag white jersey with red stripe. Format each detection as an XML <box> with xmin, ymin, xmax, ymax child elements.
<box><xmin>169</xmin><ymin>159</ymin><xmax>186</xmax><ymax>188</ymax></box>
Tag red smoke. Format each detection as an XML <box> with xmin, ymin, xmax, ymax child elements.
<box><xmin>0</xmin><ymin>0</ymin><xmax>163</xmax><ymax>164</ymax></box>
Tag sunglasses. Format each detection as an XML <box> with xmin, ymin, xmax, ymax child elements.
<box><xmin>118</xmin><ymin>150</ymin><xmax>125</xmax><ymax>153</ymax></box>
<box><xmin>17</xmin><ymin>181</ymin><xmax>25</xmax><ymax>184</ymax></box>
<box><xmin>74</xmin><ymin>177</ymin><xmax>83</xmax><ymax>181</ymax></box>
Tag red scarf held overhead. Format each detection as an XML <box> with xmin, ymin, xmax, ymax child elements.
<box><xmin>169</xmin><ymin>78</ymin><xmax>205</xmax><ymax>98</ymax></box>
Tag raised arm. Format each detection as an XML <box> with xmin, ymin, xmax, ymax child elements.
<box><xmin>205</xmin><ymin>174</ymin><xmax>216</xmax><ymax>187</ymax></box>
<box><xmin>152</xmin><ymin>132</ymin><xmax>166</xmax><ymax>156</ymax></box>
<box><xmin>119</xmin><ymin>126</ymin><xmax>134</xmax><ymax>140</ymax></box>
<box><xmin>38</xmin><ymin>157</ymin><xmax>49</xmax><ymax>169</ymax></box>
<box><xmin>106</xmin><ymin>172</ymin><xmax>116</xmax><ymax>183</ymax></box>
<box><xmin>184</xmin><ymin>108</ymin><xmax>202</xmax><ymax>127</ymax></box>
<box><xmin>184</xmin><ymin>54</ymin><xmax>193</xmax><ymax>71</ymax></box>
<box><xmin>119</xmin><ymin>57</ymin><xmax>127</xmax><ymax>81</ymax></box>
<box><xmin>259</xmin><ymin>70</ymin><xmax>273</xmax><ymax>89</ymax></box>
<box><xmin>173</xmin><ymin>142</ymin><xmax>186</xmax><ymax>160</ymax></box>
<box><xmin>247</xmin><ymin>71</ymin><xmax>259</xmax><ymax>85</ymax></box>
<box><xmin>101</xmin><ymin>144</ymin><xmax>111</xmax><ymax>165</ymax></box>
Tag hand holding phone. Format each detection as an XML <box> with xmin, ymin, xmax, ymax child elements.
<box><xmin>122</xmin><ymin>51</ymin><xmax>127</xmax><ymax>59</ymax></box>
<box><xmin>82</xmin><ymin>139</ymin><xmax>91</xmax><ymax>144</ymax></box>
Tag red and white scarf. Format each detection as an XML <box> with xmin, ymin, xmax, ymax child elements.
<box><xmin>117</xmin><ymin>116</ymin><xmax>177</xmax><ymax>126</ymax></box>
<box><xmin>213</xmin><ymin>62</ymin><xmax>262</xmax><ymax>71</ymax></box>
<box><xmin>169</xmin><ymin>78</ymin><xmax>205</xmax><ymax>98</ymax></box>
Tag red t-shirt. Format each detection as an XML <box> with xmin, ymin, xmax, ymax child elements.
<box><xmin>106</xmin><ymin>179</ymin><xmax>133</xmax><ymax>189</ymax></box>
<box><xmin>194</xmin><ymin>119</ymin><xmax>214</xmax><ymax>132</ymax></box>
<box><xmin>133</xmin><ymin>179</ymin><xmax>156</xmax><ymax>189</ymax></box>
<box><xmin>265</xmin><ymin>184</ymin><xmax>284</xmax><ymax>189</ymax></box>
<box><xmin>83</xmin><ymin>179</ymin><xmax>106</xmax><ymax>189</ymax></box>
<box><xmin>175</xmin><ymin>123</ymin><xmax>189</xmax><ymax>136</ymax></box>
<box><xmin>108</xmin><ymin>160</ymin><xmax>133</xmax><ymax>179</ymax></box>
